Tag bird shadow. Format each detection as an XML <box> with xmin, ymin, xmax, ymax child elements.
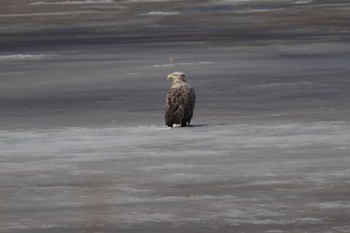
<box><xmin>187</xmin><ymin>123</ymin><xmax>230</xmax><ymax>128</ymax></box>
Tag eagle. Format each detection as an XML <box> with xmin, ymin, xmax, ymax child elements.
<box><xmin>165</xmin><ymin>72</ymin><xmax>196</xmax><ymax>128</ymax></box>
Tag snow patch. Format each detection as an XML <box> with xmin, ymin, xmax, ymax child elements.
<box><xmin>0</xmin><ymin>54</ymin><xmax>57</xmax><ymax>61</ymax></box>
<box><xmin>143</xmin><ymin>11</ymin><xmax>181</xmax><ymax>16</ymax></box>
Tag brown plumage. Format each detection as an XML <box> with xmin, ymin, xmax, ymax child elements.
<box><xmin>165</xmin><ymin>72</ymin><xmax>196</xmax><ymax>128</ymax></box>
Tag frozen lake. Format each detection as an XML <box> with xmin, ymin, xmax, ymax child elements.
<box><xmin>1</xmin><ymin>122</ymin><xmax>350</xmax><ymax>232</ymax></box>
<box><xmin>1</xmin><ymin>0</ymin><xmax>350</xmax><ymax>232</ymax></box>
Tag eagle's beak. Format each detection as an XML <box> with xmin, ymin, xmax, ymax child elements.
<box><xmin>167</xmin><ymin>74</ymin><xmax>174</xmax><ymax>80</ymax></box>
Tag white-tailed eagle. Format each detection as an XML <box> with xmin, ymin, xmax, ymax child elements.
<box><xmin>165</xmin><ymin>72</ymin><xmax>196</xmax><ymax>128</ymax></box>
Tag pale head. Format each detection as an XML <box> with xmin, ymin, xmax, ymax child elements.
<box><xmin>167</xmin><ymin>72</ymin><xmax>187</xmax><ymax>82</ymax></box>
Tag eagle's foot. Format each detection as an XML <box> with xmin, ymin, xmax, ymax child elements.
<box><xmin>172</xmin><ymin>124</ymin><xmax>182</xmax><ymax>128</ymax></box>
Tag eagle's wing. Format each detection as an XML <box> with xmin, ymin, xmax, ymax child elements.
<box><xmin>165</xmin><ymin>86</ymin><xmax>185</xmax><ymax>127</ymax></box>
<box><xmin>184</xmin><ymin>87</ymin><xmax>196</xmax><ymax>124</ymax></box>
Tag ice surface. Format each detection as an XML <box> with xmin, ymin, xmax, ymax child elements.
<box><xmin>1</xmin><ymin>0</ymin><xmax>350</xmax><ymax>232</ymax></box>
<box><xmin>31</xmin><ymin>0</ymin><xmax>114</xmax><ymax>5</ymax></box>
<box><xmin>1</xmin><ymin>123</ymin><xmax>350</xmax><ymax>232</ymax></box>
<box><xmin>142</xmin><ymin>11</ymin><xmax>182</xmax><ymax>16</ymax></box>
<box><xmin>0</xmin><ymin>54</ymin><xmax>58</xmax><ymax>61</ymax></box>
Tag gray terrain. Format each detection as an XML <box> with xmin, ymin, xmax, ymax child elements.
<box><xmin>1</xmin><ymin>0</ymin><xmax>350</xmax><ymax>232</ymax></box>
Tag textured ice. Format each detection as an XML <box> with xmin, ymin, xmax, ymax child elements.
<box><xmin>3</xmin><ymin>122</ymin><xmax>349</xmax><ymax>231</ymax></box>
<box><xmin>0</xmin><ymin>11</ymin><xmax>99</xmax><ymax>17</ymax></box>
<box><xmin>31</xmin><ymin>0</ymin><xmax>113</xmax><ymax>5</ymax></box>
<box><xmin>1</xmin><ymin>0</ymin><xmax>350</xmax><ymax>232</ymax></box>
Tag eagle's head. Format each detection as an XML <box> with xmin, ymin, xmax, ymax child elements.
<box><xmin>167</xmin><ymin>72</ymin><xmax>187</xmax><ymax>83</ymax></box>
